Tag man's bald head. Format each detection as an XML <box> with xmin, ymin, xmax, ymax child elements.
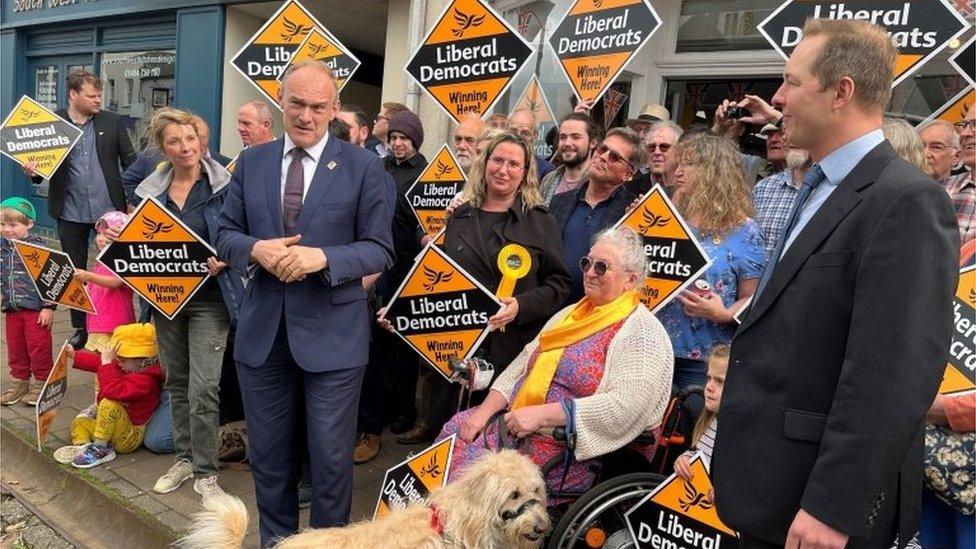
<box><xmin>507</xmin><ymin>109</ymin><xmax>538</xmax><ymax>147</ymax></box>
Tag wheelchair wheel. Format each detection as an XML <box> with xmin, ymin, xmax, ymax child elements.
<box><xmin>547</xmin><ymin>472</ymin><xmax>666</xmax><ymax>549</ymax></box>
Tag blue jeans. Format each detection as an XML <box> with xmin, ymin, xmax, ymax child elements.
<box><xmin>920</xmin><ymin>489</ymin><xmax>975</xmax><ymax>548</ymax></box>
<box><xmin>143</xmin><ymin>390</ymin><xmax>174</xmax><ymax>454</ymax></box>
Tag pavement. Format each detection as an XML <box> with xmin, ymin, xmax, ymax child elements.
<box><xmin>0</xmin><ymin>308</ymin><xmax>431</xmax><ymax>547</ymax></box>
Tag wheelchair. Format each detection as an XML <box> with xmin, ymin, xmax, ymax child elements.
<box><xmin>543</xmin><ymin>385</ymin><xmax>704</xmax><ymax>548</ymax></box>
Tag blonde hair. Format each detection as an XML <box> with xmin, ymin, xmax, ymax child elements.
<box><xmin>692</xmin><ymin>344</ymin><xmax>730</xmax><ymax>446</ymax></box>
<box><xmin>464</xmin><ymin>132</ymin><xmax>543</xmax><ymax>211</ymax></box>
<box><xmin>802</xmin><ymin>19</ymin><xmax>895</xmax><ymax>113</ymax></box>
<box><xmin>675</xmin><ymin>133</ymin><xmax>753</xmax><ymax>236</ymax></box>
<box><xmin>148</xmin><ymin>107</ymin><xmax>200</xmax><ymax>152</ymax></box>
<box><xmin>882</xmin><ymin>117</ymin><xmax>925</xmax><ymax>170</ymax></box>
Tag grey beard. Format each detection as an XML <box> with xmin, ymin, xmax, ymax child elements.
<box><xmin>786</xmin><ymin>149</ymin><xmax>810</xmax><ymax>170</ymax></box>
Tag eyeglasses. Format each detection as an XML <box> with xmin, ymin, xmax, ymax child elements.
<box><xmin>579</xmin><ymin>257</ymin><xmax>610</xmax><ymax>276</ymax></box>
<box><xmin>374</xmin><ymin>114</ymin><xmax>389</xmax><ymax>123</ymax></box>
<box><xmin>955</xmin><ymin>120</ymin><xmax>975</xmax><ymax>130</ymax></box>
<box><xmin>646</xmin><ymin>142</ymin><xmax>672</xmax><ymax>153</ymax></box>
<box><xmin>594</xmin><ymin>142</ymin><xmax>634</xmax><ymax>170</ymax></box>
<box><xmin>488</xmin><ymin>155</ymin><xmax>525</xmax><ymax>171</ymax></box>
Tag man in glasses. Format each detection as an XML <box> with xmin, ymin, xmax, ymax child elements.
<box><xmin>549</xmin><ymin>127</ymin><xmax>645</xmax><ymax>304</ymax></box>
<box><xmin>452</xmin><ymin>114</ymin><xmax>485</xmax><ymax>174</ymax></box>
<box><xmin>507</xmin><ymin>109</ymin><xmax>555</xmax><ymax>179</ymax></box>
<box><xmin>945</xmin><ymin>107</ymin><xmax>974</xmax><ymax>241</ymax></box>
<box><xmin>365</xmin><ymin>102</ymin><xmax>408</xmax><ymax>158</ymax></box>
<box><xmin>630</xmin><ymin>121</ymin><xmax>684</xmax><ymax>196</ymax></box>
<box><xmin>539</xmin><ymin>113</ymin><xmax>600</xmax><ymax>204</ymax></box>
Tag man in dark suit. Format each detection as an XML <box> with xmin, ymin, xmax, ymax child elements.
<box><xmin>23</xmin><ymin>70</ymin><xmax>135</xmax><ymax>347</ymax></box>
<box><xmin>216</xmin><ymin>60</ymin><xmax>394</xmax><ymax>546</ymax></box>
<box><xmin>549</xmin><ymin>127</ymin><xmax>642</xmax><ymax>305</ymax></box>
<box><xmin>712</xmin><ymin>20</ymin><xmax>959</xmax><ymax>548</ymax></box>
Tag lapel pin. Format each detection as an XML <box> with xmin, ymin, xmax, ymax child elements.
<box><xmin>327</xmin><ymin>160</ymin><xmax>337</xmax><ymax>170</ymax></box>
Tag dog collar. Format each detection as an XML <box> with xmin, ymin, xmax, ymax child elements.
<box><xmin>429</xmin><ymin>504</ymin><xmax>446</xmax><ymax>537</ymax></box>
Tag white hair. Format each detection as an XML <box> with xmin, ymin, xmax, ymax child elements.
<box><xmin>593</xmin><ymin>227</ymin><xmax>647</xmax><ymax>278</ymax></box>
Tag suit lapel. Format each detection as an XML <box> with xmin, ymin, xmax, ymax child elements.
<box><xmin>266</xmin><ymin>139</ymin><xmax>286</xmax><ymax>236</ymax></box>
<box><xmin>295</xmin><ymin>136</ymin><xmax>342</xmax><ymax>235</ymax></box>
<box><xmin>738</xmin><ymin>142</ymin><xmax>897</xmax><ymax>334</ymax></box>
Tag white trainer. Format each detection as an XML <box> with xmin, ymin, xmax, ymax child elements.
<box><xmin>193</xmin><ymin>475</ymin><xmax>226</xmax><ymax>502</ymax></box>
<box><xmin>153</xmin><ymin>460</ymin><xmax>193</xmax><ymax>494</ymax></box>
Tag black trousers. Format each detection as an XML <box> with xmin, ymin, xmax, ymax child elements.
<box><xmin>57</xmin><ymin>219</ymin><xmax>95</xmax><ymax>329</ymax></box>
<box><xmin>358</xmin><ymin>327</ymin><xmax>418</xmax><ymax>433</ymax></box>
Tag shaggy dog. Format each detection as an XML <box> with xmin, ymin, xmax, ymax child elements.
<box><xmin>180</xmin><ymin>449</ymin><xmax>550</xmax><ymax>548</ymax></box>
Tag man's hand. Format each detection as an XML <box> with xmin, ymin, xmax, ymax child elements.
<box><xmin>574</xmin><ymin>99</ymin><xmax>596</xmax><ymax>115</ymax></box>
<box><xmin>206</xmin><ymin>257</ymin><xmax>227</xmax><ymax>277</ymax></box>
<box><xmin>785</xmin><ymin>509</ymin><xmax>849</xmax><ymax>549</ymax></box>
<box><xmin>38</xmin><ymin>309</ymin><xmax>54</xmax><ymax>328</ymax></box>
<box><xmin>250</xmin><ymin>235</ymin><xmax>301</xmax><ymax>274</ymax></box>
<box><xmin>711</xmin><ymin>100</ymin><xmax>745</xmax><ymax>139</ymax></box>
<box><xmin>21</xmin><ymin>161</ymin><xmax>38</xmax><ymax>179</ymax></box>
<box><xmin>736</xmin><ymin>94</ymin><xmax>781</xmax><ymax>127</ymax></box>
<box><xmin>275</xmin><ymin>242</ymin><xmax>327</xmax><ymax>283</ymax></box>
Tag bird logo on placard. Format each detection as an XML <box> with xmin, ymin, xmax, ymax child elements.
<box><xmin>422</xmin><ymin>265</ymin><xmax>454</xmax><ymax>292</ymax></box>
<box><xmin>307</xmin><ymin>41</ymin><xmax>330</xmax><ymax>59</ymax></box>
<box><xmin>638</xmin><ymin>208</ymin><xmax>671</xmax><ymax>233</ymax></box>
<box><xmin>420</xmin><ymin>454</ymin><xmax>442</xmax><ymax>479</ymax></box>
<box><xmin>280</xmin><ymin>17</ymin><xmax>313</xmax><ymax>42</ymax></box>
<box><xmin>452</xmin><ymin>8</ymin><xmax>486</xmax><ymax>38</ymax></box>
<box><xmin>19</xmin><ymin>108</ymin><xmax>40</xmax><ymax>122</ymax></box>
<box><xmin>24</xmin><ymin>251</ymin><xmax>41</xmax><ymax>269</ymax></box>
<box><xmin>968</xmin><ymin>287</ymin><xmax>975</xmax><ymax>306</ymax></box>
<box><xmin>679</xmin><ymin>480</ymin><xmax>713</xmax><ymax>512</ymax></box>
<box><xmin>433</xmin><ymin>161</ymin><xmax>454</xmax><ymax>179</ymax></box>
<box><xmin>593</xmin><ymin>0</ymin><xmax>604</xmax><ymax>8</ymax></box>
<box><xmin>141</xmin><ymin>217</ymin><xmax>173</xmax><ymax>240</ymax></box>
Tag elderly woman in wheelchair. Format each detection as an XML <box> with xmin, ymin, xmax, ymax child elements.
<box><xmin>437</xmin><ymin>227</ymin><xmax>674</xmax><ymax>505</ymax></box>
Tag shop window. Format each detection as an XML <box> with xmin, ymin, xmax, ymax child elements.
<box><xmin>35</xmin><ymin>66</ymin><xmax>59</xmax><ymax>110</ymax></box>
<box><xmin>676</xmin><ymin>0</ymin><xmax>782</xmax><ymax>53</ymax></box>
<box><xmin>100</xmin><ymin>50</ymin><xmax>175</xmax><ymax>149</ymax></box>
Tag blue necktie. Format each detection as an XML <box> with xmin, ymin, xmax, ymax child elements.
<box><xmin>754</xmin><ymin>163</ymin><xmax>827</xmax><ymax>300</ymax></box>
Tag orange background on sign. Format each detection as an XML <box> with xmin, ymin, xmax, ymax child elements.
<box><xmin>401</xmin><ymin>247</ymin><xmax>478</xmax><ymax>296</ymax></box>
<box><xmin>569</xmin><ymin>0</ymin><xmax>642</xmax><ymax>16</ymax></box>
<box><xmin>426</xmin><ymin>0</ymin><xmax>511</xmax><ymax>44</ymax></box>
<box><xmin>649</xmin><ymin>458</ymin><xmax>736</xmax><ymax>536</ymax></box>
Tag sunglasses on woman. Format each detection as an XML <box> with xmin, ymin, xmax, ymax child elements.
<box><xmin>594</xmin><ymin>142</ymin><xmax>634</xmax><ymax>170</ymax></box>
<box><xmin>579</xmin><ymin>257</ymin><xmax>611</xmax><ymax>276</ymax></box>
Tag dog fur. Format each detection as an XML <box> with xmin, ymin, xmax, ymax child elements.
<box><xmin>179</xmin><ymin>449</ymin><xmax>550</xmax><ymax>548</ymax></box>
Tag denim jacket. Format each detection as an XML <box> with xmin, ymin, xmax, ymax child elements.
<box><xmin>134</xmin><ymin>157</ymin><xmax>245</xmax><ymax>323</ymax></box>
<box><xmin>1</xmin><ymin>233</ymin><xmax>56</xmax><ymax>312</ymax></box>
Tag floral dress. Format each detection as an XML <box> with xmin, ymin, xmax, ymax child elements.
<box><xmin>437</xmin><ymin>319</ymin><xmax>626</xmax><ymax>503</ymax></box>
<box><xmin>657</xmin><ymin>220</ymin><xmax>765</xmax><ymax>361</ymax></box>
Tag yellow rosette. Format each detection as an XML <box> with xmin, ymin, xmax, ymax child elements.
<box><xmin>496</xmin><ymin>243</ymin><xmax>531</xmax><ymax>298</ymax></box>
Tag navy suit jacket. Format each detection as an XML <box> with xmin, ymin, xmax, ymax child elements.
<box><xmin>216</xmin><ymin>136</ymin><xmax>395</xmax><ymax>372</ymax></box>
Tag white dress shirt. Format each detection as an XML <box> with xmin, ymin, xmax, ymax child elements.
<box><xmin>280</xmin><ymin>132</ymin><xmax>329</xmax><ymax>205</ymax></box>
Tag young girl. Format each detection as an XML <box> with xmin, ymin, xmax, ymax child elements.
<box><xmin>74</xmin><ymin>210</ymin><xmax>134</xmax><ymax>354</ymax></box>
<box><xmin>674</xmin><ymin>344</ymin><xmax>728</xmax><ymax>482</ymax></box>
<box><xmin>60</xmin><ymin>323</ymin><xmax>165</xmax><ymax>468</ymax></box>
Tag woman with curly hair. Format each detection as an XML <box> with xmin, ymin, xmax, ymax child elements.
<box><xmin>658</xmin><ymin>132</ymin><xmax>766</xmax><ymax>391</ymax></box>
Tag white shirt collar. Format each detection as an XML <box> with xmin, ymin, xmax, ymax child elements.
<box><xmin>283</xmin><ymin>131</ymin><xmax>329</xmax><ymax>163</ymax></box>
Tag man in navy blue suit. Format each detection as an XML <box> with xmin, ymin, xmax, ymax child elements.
<box><xmin>216</xmin><ymin>59</ymin><xmax>394</xmax><ymax>546</ymax></box>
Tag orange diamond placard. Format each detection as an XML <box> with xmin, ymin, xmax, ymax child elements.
<box><xmin>514</xmin><ymin>75</ymin><xmax>555</xmax><ymax>126</ymax></box>
<box><xmin>13</xmin><ymin>239</ymin><xmax>95</xmax><ymax>314</ymax></box>
<box><xmin>380</xmin><ymin>245</ymin><xmax>502</xmax><ymax>380</ymax></box>
<box><xmin>548</xmin><ymin>0</ymin><xmax>662</xmax><ymax>102</ymax></box>
<box><xmin>96</xmin><ymin>197</ymin><xmax>215</xmax><ymax>320</ymax></box>
<box><xmin>758</xmin><ymin>0</ymin><xmax>971</xmax><ymax>88</ymax></box>
<box><xmin>405</xmin><ymin>0</ymin><xmax>533</xmax><ymax>123</ymax></box>
<box><xmin>613</xmin><ymin>184</ymin><xmax>711</xmax><ymax>313</ymax></box>
<box><xmin>921</xmin><ymin>86</ymin><xmax>975</xmax><ymax>127</ymax></box>
<box><xmin>624</xmin><ymin>454</ymin><xmax>737</xmax><ymax>547</ymax></box>
<box><xmin>0</xmin><ymin>96</ymin><xmax>82</xmax><ymax>179</ymax></box>
<box><xmin>229</xmin><ymin>0</ymin><xmax>360</xmax><ymax>106</ymax></box>
<box><xmin>374</xmin><ymin>435</ymin><xmax>456</xmax><ymax>519</ymax></box>
<box><xmin>940</xmin><ymin>265</ymin><xmax>975</xmax><ymax>396</ymax></box>
<box><xmin>276</xmin><ymin>27</ymin><xmax>360</xmax><ymax>92</ymax></box>
<box><xmin>405</xmin><ymin>145</ymin><xmax>468</xmax><ymax>237</ymax></box>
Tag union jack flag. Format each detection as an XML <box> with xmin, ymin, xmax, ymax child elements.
<box><xmin>728</xmin><ymin>81</ymin><xmax>751</xmax><ymax>102</ymax></box>
<box><xmin>953</xmin><ymin>0</ymin><xmax>975</xmax><ymax>17</ymax></box>
<box><xmin>687</xmin><ymin>84</ymin><xmax>708</xmax><ymax>111</ymax></box>
<box><xmin>603</xmin><ymin>87</ymin><xmax>628</xmax><ymax>131</ymax></box>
